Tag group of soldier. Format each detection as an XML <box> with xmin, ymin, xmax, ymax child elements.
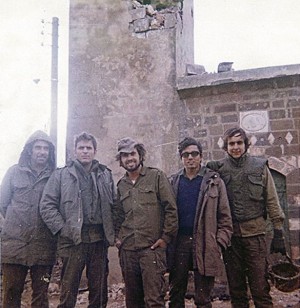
<box><xmin>0</xmin><ymin>127</ymin><xmax>286</xmax><ymax>308</ymax></box>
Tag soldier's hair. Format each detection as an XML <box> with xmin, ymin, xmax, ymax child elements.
<box><xmin>178</xmin><ymin>137</ymin><xmax>202</xmax><ymax>155</ymax></box>
<box><xmin>222</xmin><ymin>127</ymin><xmax>250</xmax><ymax>151</ymax></box>
<box><xmin>74</xmin><ymin>132</ymin><xmax>97</xmax><ymax>150</ymax></box>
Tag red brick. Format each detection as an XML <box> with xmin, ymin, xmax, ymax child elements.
<box><xmin>211</xmin><ymin>151</ymin><xmax>225</xmax><ymax>160</ymax></box>
<box><xmin>287</xmin><ymin>98</ymin><xmax>300</xmax><ymax>108</ymax></box>
<box><xmin>265</xmin><ymin>146</ymin><xmax>283</xmax><ymax>157</ymax></box>
<box><xmin>221</xmin><ymin>114</ymin><xmax>239</xmax><ymax>123</ymax></box>
<box><xmin>208</xmin><ymin>125</ymin><xmax>223</xmax><ymax>136</ymax></box>
<box><xmin>272</xmin><ymin>100</ymin><xmax>285</xmax><ymax>108</ymax></box>
<box><xmin>286</xmin><ymin>170</ymin><xmax>300</xmax><ymax>184</ymax></box>
<box><xmin>270</xmin><ymin>119</ymin><xmax>294</xmax><ymax>131</ymax></box>
<box><xmin>269</xmin><ymin>109</ymin><xmax>286</xmax><ymax>119</ymax></box>
<box><xmin>204</xmin><ymin>116</ymin><xmax>218</xmax><ymax>125</ymax></box>
<box><xmin>287</xmin><ymin>185</ymin><xmax>300</xmax><ymax>197</ymax></box>
<box><xmin>285</xmin><ymin>144</ymin><xmax>300</xmax><ymax>155</ymax></box>
<box><xmin>214</xmin><ymin>103</ymin><xmax>237</xmax><ymax>113</ymax></box>
<box><xmin>239</xmin><ymin>101</ymin><xmax>270</xmax><ymax>111</ymax></box>
<box><xmin>292</xmin><ymin>107</ymin><xmax>300</xmax><ymax>118</ymax></box>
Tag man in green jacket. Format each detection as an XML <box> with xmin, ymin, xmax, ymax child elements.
<box><xmin>114</xmin><ymin>137</ymin><xmax>178</xmax><ymax>308</ymax></box>
<box><xmin>40</xmin><ymin>132</ymin><xmax>115</xmax><ymax>308</ymax></box>
<box><xmin>207</xmin><ymin>127</ymin><xmax>286</xmax><ymax>308</ymax></box>
<box><xmin>168</xmin><ymin>137</ymin><xmax>232</xmax><ymax>308</ymax></box>
<box><xmin>0</xmin><ymin>130</ymin><xmax>56</xmax><ymax>308</ymax></box>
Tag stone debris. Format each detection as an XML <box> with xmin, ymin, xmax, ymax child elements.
<box><xmin>129</xmin><ymin>0</ymin><xmax>180</xmax><ymax>34</ymax></box>
<box><xmin>48</xmin><ymin>282</ymin><xmax>60</xmax><ymax>295</ymax></box>
<box><xmin>132</xmin><ymin>0</ymin><xmax>143</xmax><ymax>9</ymax></box>
<box><xmin>186</xmin><ymin>63</ymin><xmax>207</xmax><ymax>76</ymax></box>
<box><xmin>146</xmin><ymin>4</ymin><xmax>156</xmax><ymax>16</ymax></box>
<box><xmin>108</xmin><ymin>283</ymin><xmax>126</xmax><ymax>300</ymax></box>
<box><xmin>217</xmin><ymin>62</ymin><xmax>234</xmax><ymax>73</ymax></box>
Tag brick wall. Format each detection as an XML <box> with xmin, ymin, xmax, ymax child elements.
<box><xmin>177</xmin><ymin>70</ymin><xmax>300</xmax><ymax>259</ymax></box>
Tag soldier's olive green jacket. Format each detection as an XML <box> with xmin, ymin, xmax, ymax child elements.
<box><xmin>40</xmin><ymin>160</ymin><xmax>116</xmax><ymax>249</ymax></box>
<box><xmin>114</xmin><ymin>166</ymin><xmax>178</xmax><ymax>250</ymax></box>
<box><xmin>207</xmin><ymin>154</ymin><xmax>284</xmax><ymax>237</ymax></box>
<box><xmin>0</xmin><ymin>130</ymin><xmax>56</xmax><ymax>266</ymax></box>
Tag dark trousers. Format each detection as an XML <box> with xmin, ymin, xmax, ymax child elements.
<box><xmin>58</xmin><ymin>241</ymin><xmax>108</xmax><ymax>308</ymax></box>
<box><xmin>120</xmin><ymin>247</ymin><xmax>167</xmax><ymax>308</ymax></box>
<box><xmin>223</xmin><ymin>235</ymin><xmax>273</xmax><ymax>308</ymax></box>
<box><xmin>2</xmin><ymin>263</ymin><xmax>52</xmax><ymax>308</ymax></box>
<box><xmin>169</xmin><ymin>235</ymin><xmax>214</xmax><ymax>308</ymax></box>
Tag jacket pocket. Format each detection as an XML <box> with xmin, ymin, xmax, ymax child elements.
<box><xmin>12</xmin><ymin>178</ymin><xmax>31</xmax><ymax>204</ymax></box>
<box><xmin>248</xmin><ymin>175</ymin><xmax>264</xmax><ymax>201</ymax></box>
<box><xmin>138</xmin><ymin>186</ymin><xmax>157</xmax><ymax>205</ymax></box>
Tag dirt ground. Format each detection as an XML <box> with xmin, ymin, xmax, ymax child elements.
<box><xmin>19</xmin><ymin>255</ymin><xmax>300</xmax><ymax>307</ymax></box>
<box><xmin>20</xmin><ymin>280</ymin><xmax>300</xmax><ymax>308</ymax></box>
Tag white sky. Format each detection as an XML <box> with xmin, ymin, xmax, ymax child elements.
<box><xmin>1</xmin><ymin>0</ymin><xmax>300</xmax><ymax>181</ymax></box>
<box><xmin>194</xmin><ymin>0</ymin><xmax>300</xmax><ymax>72</ymax></box>
<box><xmin>0</xmin><ymin>1</ymin><xmax>69</xmax><ymax>180</ymax></box>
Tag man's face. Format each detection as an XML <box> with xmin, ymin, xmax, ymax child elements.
<box><xmin>30</xmin><ymin>140</ymin><xmax>50</xmax><ymax>167</ymax></box>
<box><xmin>226</xmin><ymin>134</ymin><xmax>246</xmax><ymax>158</ymax></box>
<box><xmin>181</xmin><ymin>145</ymin><xmax>202</xmax><ymax>171</ymax></box>
<box><xmin>120</xmin><ymin>149</ymin><xmax>141</xmax><ymax>172</ymax></box>
<box><xmin>74</xmin><ymin>140</ymin><xmax>96</xmax><ymax>166</ymax></box>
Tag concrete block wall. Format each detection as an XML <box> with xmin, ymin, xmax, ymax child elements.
<box><xmin>177</xmin><ymin>68</ymin><xmax>300</xmax><ymax>259</ymax></box>
<box><xmin>67</xmin><ymin>0</ymin><xmax>193</xmax><ymax>179</ymax></box>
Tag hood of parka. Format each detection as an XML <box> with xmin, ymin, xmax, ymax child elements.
<box><xmin>18</xmin><ymin>130</ymin><xmax>56</xmax><ymax>170</ymax></box>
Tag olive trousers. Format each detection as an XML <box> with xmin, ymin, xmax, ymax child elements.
<box><xmin>119</xmin><ymin>247</ymin><xmax>167</xmax><ymax>308</ymax></box>
<box><xmin>223</xmin><ymin>235</ymin><xmax>273</xmax><ymax>308</ymax></box>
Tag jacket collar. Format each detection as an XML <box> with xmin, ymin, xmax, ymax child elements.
<box><xmin>177</xmin><ymin>165</ymin><xmax>207</xmax><ymax>178</ymax></box>
<box><xmin>227</xmin><ymin>152</ymin><xmax>248</xmax><ymax>168</ymax></box>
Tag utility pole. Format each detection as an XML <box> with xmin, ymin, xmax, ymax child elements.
<box><xmin>50</xmin><ymin>17</ymin><xmax>59</xmax><ymax>155</ymax></box>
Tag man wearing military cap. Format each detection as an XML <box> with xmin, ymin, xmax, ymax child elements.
<box><xmin>114</xmin><ymin>137</ymin><xmax>178</xmax><ymax>308</ymax></box>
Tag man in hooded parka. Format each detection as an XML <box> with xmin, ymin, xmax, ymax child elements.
<box><xmin>0</xmin><ymin>130</ymin><xmax>57</xmax><ymax>308</ymax></box>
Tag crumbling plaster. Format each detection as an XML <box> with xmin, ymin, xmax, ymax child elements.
<box><xmin>67</xmin><ymin>0</ymin><xmax>194</xmax><ymax>179</ymax></box>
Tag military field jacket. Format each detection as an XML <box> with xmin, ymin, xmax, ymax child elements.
<box><xmin>207</xmin><ymin>154</ymin><xmax>284</xmax><ymax>237</ymax></box>
<box><xmin>114</xmin><ymin>166</ymin><xmax>178</xmax><ymax>250</ymax></box>
<box><xmin>0</xmin><ymin>164</ymin><xmax>56</xmax><ymax>266</ymax></box>
<box><xmin>40</xmin><ymin>161</ymin><xmax>116</xmax><ymax>248</ymax></box>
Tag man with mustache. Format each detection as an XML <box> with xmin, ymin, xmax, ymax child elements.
<box><xmin>0</xmin><ymin>130</ymin><xmax>56</xmax><ymax>308</ymax></box>
<box><xmin>114</xmin><ymin>137</ymin><xmax>178</xmax><ymax>307</ymax></box>
<box><xmin>40</xmin><ymin>132</ymin><xmax>115</xmax><ymax>308</ymax></box>
<box><xmin>207</xmin><ymin>127</ymin><xmax>286</xmax><ymax>308</ymax></box>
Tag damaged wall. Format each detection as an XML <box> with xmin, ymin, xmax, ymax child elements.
<box><xmin>67</xmin><ymin>0</ymin><xmax>193</xmax><ymax>180</ymax></box>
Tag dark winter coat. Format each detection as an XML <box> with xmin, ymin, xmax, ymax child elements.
<box><xmin>169</xmin><ymin>166</ymin><xmax>233</xmax><ymax>276</ymax></box>
<box><xmin>0</xmin><ymin>130</ymin><xmax>57</xmax><ymax>266</ymax></box>
<box><xmin>39</xmin><ymin>161</ymin><xmax>116</xmax><ymax>249</ymax></box>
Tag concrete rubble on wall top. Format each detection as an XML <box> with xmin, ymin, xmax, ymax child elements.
<box><xmin>130</xmin><ymin>0</ymin><xmax>180</xmax><ymax>34</ymax></box>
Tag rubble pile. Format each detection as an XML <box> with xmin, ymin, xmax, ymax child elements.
<box><xmin>129</xmin><ymin>0</ymin><xmax>180</xmax><ymax>34</ymax></box>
